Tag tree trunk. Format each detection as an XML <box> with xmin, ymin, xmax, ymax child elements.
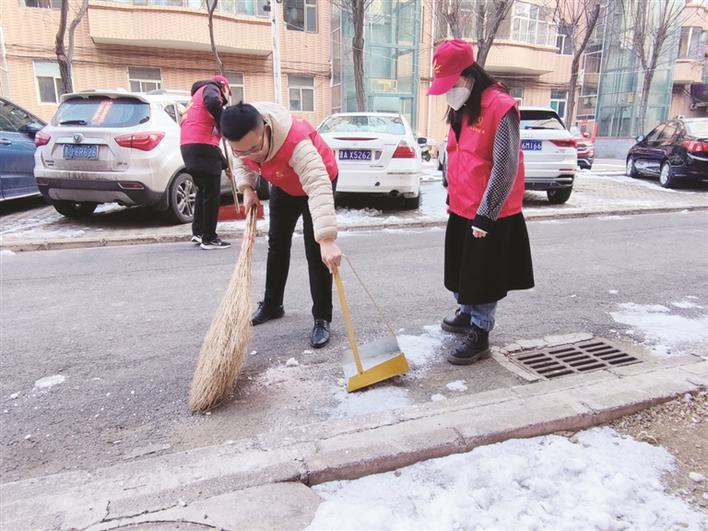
<box><xmin>567</xmin><ymin>56</ymin><xmax>580</xmax><ymax>125</ymax></box>
<box><xmin>352</xmin><ymin>0</ymin><xmax>366</xmax><ymax>111</ymax></box>
<box><xmin>638</xmin><ymin>66</ymin><xmax>654</xmax><ymax>135</ymax></box>
<box><xmin>208</xmin><ymin>0</ymin><xmax>225</xmax><ymax>75</ymax></box>
<box><xmin>55</xmin><ymin>0</ymin><xmax>73</xmax><ymax>95</ymax></box>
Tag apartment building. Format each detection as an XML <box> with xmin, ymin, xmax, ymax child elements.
<box><xmin>0</xmin><ymin>0</ymin><xmax>332</xmax><ymax>125</ymax></box>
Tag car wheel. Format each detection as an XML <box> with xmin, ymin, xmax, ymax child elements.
<box><xmin>403</xmin><ymin>193</ymin><xmax>421</xmax><ymax>210</ymax></box>
<box><xmin>546</xmin><ymin>188</ymin><xmax>572</xmax><ymax>204</ymax></box>
<box><xmin>165</xmin><ymin>171</ymin><xmax>196</xmax><ymax>224</ymax></box>
<box><xmin>626</xmin><ymin>156</ymin><xmax>639</xmax><ymax>178</ymax></box>
<box><xmin>52</xmin><ymin>200</ymin><xmax>97</xmax><ymax>218</ymax></box>
<box><xmin>659</xmin><ymin>161</ymin><xmax>676</xmax><ymax>189</ymax></box>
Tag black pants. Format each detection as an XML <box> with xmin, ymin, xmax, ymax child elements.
<box><xmin>264</xmin><ymin>181</ymin><xmax>336</xmax><ymax>322</ymax></box>
<box><xmin>180</xmin><ymin>144</ymin><xmax>223</xmax><ymax>242</ymax></box>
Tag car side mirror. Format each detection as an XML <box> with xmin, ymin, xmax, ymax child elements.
<box><xmin>635</xmin><ymin>135</ymin><xmax>645</xmax><ymax>143</ymax></box>
<box><xmin>19</xmin><ymin>123</ymin><xmax>42</xmax><ymax>138</ymax></box>
<box><xmin>417</xmin><ymin>137</ymin><xmax>427</xmax><ymax>145</ymax></box>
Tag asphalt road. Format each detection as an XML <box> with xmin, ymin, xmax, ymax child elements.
<box><xmin>1</xmin><ymin>210</ymin><xmax>707</xmax><ymax>481</ymax></box>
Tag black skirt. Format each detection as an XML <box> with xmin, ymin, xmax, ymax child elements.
<box><xmin>444</xmin><ymin>212</ymin><xmax>534</xmax><ymax>305</ymax></box>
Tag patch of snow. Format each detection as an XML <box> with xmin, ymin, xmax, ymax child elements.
<box><xmin>672</xmin><ymin>300</ymin><xmax>704</xmax><ymax>309</ymax></box>
<box><xmin>608</xmin><ymin>289</ymin><xmax>618</xmax><ymax>295</ymax></box>
<box><xmin>249</xmin><ymin>350</ymin><xmax>258</xmax><ymax>356</ymax></box>
<box><xmin>431</xmin><ymin>394</ymin><xmax>447</xmax><ymax>402</ymax></box>
<box><xmin>0</xmin><ymin>249</ymin><xmax>16</xmax><ymax>256</ymax></box>
<box><xmin>446</xmin><ymin>380</ymin><xmax>468</xmax><ymax>392</ymax></box>
<box><xmin>285</xmin><ymin>357</ymin><xmax>299</xmax><ymax>367</ymax></box>
<box><xmin>689</xmin><ymin>472</ymin><xmax>705</xmax><ymax>483</ymax></box>
<box><xmin>610</xmin><ymin>302</ymin><xmax>708</xmax><ymax>357</ymax></box>
<box><xmin>34</xmin><ymin>374</ymin><xmax>66</xmax><ymax>389</ymax></box>
<box><xmin>307</xmin><ymin>428</ymin><xmax>706</xmax><ymax>531</ymax></box>
<box><xmin>330</xmin><ymin>386</ymin><xmax>411</xmax><ymax>418</ymax></box>
<box><xmin>598</xmin><ymin>215</ymin><xmax>628</xmax><ymax>220</ymax></box>
<box><xmin>9</xmin><ymin>393</ymin><xmax>19</xmax><ymax>400</ymax></box>
<box><xmin>397</xmin><ymin>325</ymin><xmax>444</xmax><ymax>370</ymax></box>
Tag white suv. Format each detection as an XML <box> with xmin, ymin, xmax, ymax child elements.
<box><xmin>520</xmin><ymin>107</ymin><xmax>577</xmax><ymax>204</ymax></box>
<box><xmin>34</xmin><ymin>89</ymin><xmax>223</xmax><ymax>223</ymax></box>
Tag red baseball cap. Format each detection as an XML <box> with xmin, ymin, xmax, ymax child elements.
<box><xmin>212</xmin><ymin>74</ymin><xmax>229</xmax><ymax>87</ymax></box>
<box><xmin>428</xmin><ymin>39</ymin><xmax>476</xmax><ymax>95</ymax></box>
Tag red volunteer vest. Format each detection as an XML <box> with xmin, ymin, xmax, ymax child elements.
<box><xmin>180</xmin><ymin>85</ymin><xmax>222</xmax><ymax>147</ymax></box>
<box><xmin>446</xmin><ymin>85</ymin><xmax>526</xmax><ymax>220</ymax></box>
<box><xmin>243</xmin><ymin>118</ymin><xmax>337</xmax><ymax>197</ymax></box>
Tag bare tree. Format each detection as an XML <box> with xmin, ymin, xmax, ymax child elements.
<box><xmin>621</xmin><ymin>0</ymin><xmax>684</xmax><ymax>134</ymax></box>
<box><xmin>333</xmin><ymin>0</ymin><xmax>375</xmax><ymax>111</ymax></box>
<box><xmin>552</xmin><ymin>0</ymin><xmax>601</xmax><ymax>125</ymax></box>
<box><xmin>432</xmin><ymin>0</ymin><xmax>513</xmax><ymax>67</ymax></box>
<box><xmin>55</xmin><ymin>0</ymin><xmax>89</xmax><ymax>94</ymax></box>
<box><xmin>207</xmin><ymin>0</ymin><xmax>225</xmax><ymax>75</ymax></box>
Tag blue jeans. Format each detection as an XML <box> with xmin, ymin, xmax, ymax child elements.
<box><xmin>454</xmin><ymin>293</ymin><xmax>497</xmax><ymax>332</ymax></box>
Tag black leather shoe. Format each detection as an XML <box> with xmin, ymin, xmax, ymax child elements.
<box><xmin>310</xmin><ymin>319</ymin><xmax>330</xmax><ymax>349</ymax></box>
<box><xmin>447</xmin><ymin>324</ymin><xmax>491</xmax><ymax>365</ymax></box>
<box><xmin>251</xmin><ymin>301</ymin><xmax>284</xmax><ymax>326</ymax></box>
<box><xmin>441</xmin><ymin>309</ymin><xmax>473</xmax><ymax>334</ymax></box>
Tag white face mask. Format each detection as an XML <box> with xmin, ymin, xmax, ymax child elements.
<box><xmin>446</xmin><ymin>86</ymin><xmax>471</xmax><ymax>111</ymax></box>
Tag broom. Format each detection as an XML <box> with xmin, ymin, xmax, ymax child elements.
<box><xmin>189</xmin><ymin>142</ymin><xmax>257</xmax><ymax>412</ymax></box>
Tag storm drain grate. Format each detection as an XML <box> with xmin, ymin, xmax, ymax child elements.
<box><xmin>509</xmin><ymin>340</ymin><xmax>641</xmax><ymax>379</ymax></box>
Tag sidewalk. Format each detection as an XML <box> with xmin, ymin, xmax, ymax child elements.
<box><xmin>2</xmin><ymin>347</ymin><xmax>705</xmax><ymax>530</ymax></box>
<box><xmin>1</xmin><ymin>165</ymin><xmax>707</xmax><ymax>252</ymax></box>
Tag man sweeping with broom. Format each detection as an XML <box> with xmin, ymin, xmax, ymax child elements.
<box><xmin>221</xmin><ymin>102</ymin><xmax>342</xmax><ymax>349</ymax></box>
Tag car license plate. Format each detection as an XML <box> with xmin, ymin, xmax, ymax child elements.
<box><xmin>521</xmin><ymin>140</ymin><xmax>542</xmax><ymax>151</ymax></box>
<box><xmin>339</xmin><ymin>149</ymin><xmax>371</xmax><ymax>161</ymax></box>
<box><xmin>63</xmin><ymin>144</ymin><xmax>98</xmax><ymax>160</ymax></box>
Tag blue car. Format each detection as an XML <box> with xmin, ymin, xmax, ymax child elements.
<box><xmin>0</xmin><ymin>98</ymin><xmax>45</xmax><ymax>201</ymax></box>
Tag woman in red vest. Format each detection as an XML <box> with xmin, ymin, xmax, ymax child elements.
<box><xmin>221</xmin><ymin>102</ymin><xmax>341</xmax><ymax>349</ymax></box>
<box><xmin>428</xmin><ymin>39</ymin><xmax>534</xmax><ymax>365</ymax></box>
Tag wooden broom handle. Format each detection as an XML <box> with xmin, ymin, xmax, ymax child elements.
<box><xmin>222</xmin><ymin>138</ymin><xmax>240</xmax><ymax>213</ymax></box>
<box><xmin>333</xmin><ymin>268</ymin><xmax>364</xmax><ymax>375</ymax></box>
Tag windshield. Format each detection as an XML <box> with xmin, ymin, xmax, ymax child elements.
<box><xmin>520</xmin><ymin>110</ymin><xmax>565</xmax><ymax>131</ymax></box>
<box><xmin>53</xmin><ymin>97</ymin><xmax>150</xmax><ymax>128</ymax></box>
<box><xmin>319</xmin><ymin>115</ymin><xmax>405</xmax><ymax>135</ymax></box>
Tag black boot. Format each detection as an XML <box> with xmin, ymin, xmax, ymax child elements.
<box><xmin>447</xmin><ymin>324</ymin><xmax>490</xmax><ymax>365</ymax></box>
<box><xmin>310</xmin><ymin>319</ymin><xmax>330</xmax><ymax>349</ymax></box>
<box><xmin>251</xmin><ymin>301</ymin><xmax>284</xmax><ymax>326</ymax></box>
<box><xmin>441</xmin><ymin>309</ymin><xmax>473</xmax><ymax>334</ymax></box>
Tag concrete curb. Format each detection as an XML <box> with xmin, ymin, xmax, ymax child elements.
<box><xmin>2</xmin><ymin>205</ymin><xmax>707</xmax><ymax>253</ymax></box>
<box><xmin>2</xmin><ymin>356</ymin><xmax>705</xmax><ymax>530</ymax></box>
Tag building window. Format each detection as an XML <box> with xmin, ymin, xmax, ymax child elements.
<box><xmin>511</xmin><ymin>2</ymin><xmax>557</xmax><ymax>47</ymax></box>
<box><xmin>556</xmin><ymin>23</ymin><xmax>573</xmax><ymax>55</ymax></box>
<box><xmin>510</xmin><ymin>87</ymin><xmax>524</xmax><ymax>106</ymax></box>
<box><xmin>226</xmin><ymin>72</ymin><xmax>245</xmax><ymax>103</ymax></box>
<box><xmin>284</xmin><ymin>0</ymin><xmax>317</xmax><ymax>32</ymax></box>
<box><xmin>34</xmin><ymin>61</ymin><xmax>63</xmax><ymax>104</ymax></box>
<box><xmin>288</xmin><ymin>75</ymin><xmax>314</xmax><ymax>112</ymax></box>
<box><xmin>215</xmin><ymin>0</ymin><xmax>269</xmax><ymax>17</ymax></box>
<box><xmin>550</xmin><ymin>89</ymin><xmax>568</xmax><ymax>122</ymax></box>
<box><xmin>23</xmin><ymin>0</ymin><xmax>63</xmax><ymax>7</ymax></box>
<box><xmin>128</xmin><ymin>67</ymin><xmax>162</xmax><ymax>93</ymax></box>
<box><xmin>679</xmin><ymin>27</ymin><xmax>703</xmax><ymax>59</ymax></box>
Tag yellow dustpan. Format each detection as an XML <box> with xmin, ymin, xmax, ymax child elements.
<box><xmin>333</xmin><ymin>262</ymin><xmax>409</xmax><ymax>392</ymax></box>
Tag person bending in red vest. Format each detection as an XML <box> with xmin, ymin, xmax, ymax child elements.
<box><xmin>180</xmin><ymin>74</ymin><xmax>232</xmax><ymax>250</ymax></box>
<box><xmin>221</xmin><ymin>102</ymin><xmax>341</xmax><ymax>349</ymax></box>
<box><xmin>428</xmin><ymin>39</ymin><xmax>535</xmax><ymax>365</ymax></box>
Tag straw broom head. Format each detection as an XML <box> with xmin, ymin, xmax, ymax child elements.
<box><xmin>189</xmin><ymin>209</ymin><xmax>257</xmax><ymax>412</ymax></box>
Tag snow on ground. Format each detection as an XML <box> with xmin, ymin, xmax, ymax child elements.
<box><xmin>0</xmin><ymin>249</ymin><xmax>16</xmax><ymax>256</ymax></box>
<box><xmin>33</xmin><ymin>374</ymin><xmax>66</xmax><ymax>389</ymax></box>
<box><xmin>397</xmin><ymin>326</ymin><xmax>445</xmax><ymax>370</ymax></box>
<box><xmin>446</xmin><ymin>380</ymin><xmax>468</xmax><ymax>392</ymax></box>
<box><xmin>610</xmin><ymin>301</ymin><xmax>708</xmax><ymax>358</ymax></box>
<box><xmin>307</xmin><ymin>427</ymin><xmax>707</xmax><ymax>531</ymax></box>
<box><xmin>329</xmin><ymin>385</ymin><xmax>412</xmax><ymax>418</ymax></box>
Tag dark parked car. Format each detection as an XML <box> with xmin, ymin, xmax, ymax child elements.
<box><xmin>626</xmin><ymin>117</ymin><xmax>708</xmax><ymax>188</ymax></box>
<box><xmin>0</xmin><ymin>98</ymin><xmax>45</xmax><ymax>201</ymax></box>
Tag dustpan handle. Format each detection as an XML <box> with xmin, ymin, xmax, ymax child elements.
<box><xmin>342</xmin><ymin>255</ymin><xmax>398</xmax><ymax>339</ymax></box>
<box><xmin>333</xmin><ymin>268</ymin><xmax>364</xmax><ymax>375</ymax></box>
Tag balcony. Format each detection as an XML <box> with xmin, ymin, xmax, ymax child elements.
<box><xmin>88</xmin><ymin>1</ymin><xmax>272</xmax><ymax>56</ymax></box>
<box><xmin>484</xmin><ymin>40</ymin><xmax>571</xmax><ymax>78</ymax></box>
<box><xmin>673</xmin><ymin>59</ymin><xmax>704</xmax><ymax>85</ymax></box>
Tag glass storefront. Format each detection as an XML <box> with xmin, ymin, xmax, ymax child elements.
<box><xmin>333</xmin><ymin>0</ymin><xmax>421</xmax><ymax>129</ymax></box>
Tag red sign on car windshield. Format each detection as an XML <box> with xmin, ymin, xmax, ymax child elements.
<box><xmin>90</xmin><ymin>100</ymin><xmax>113</xmax><ymax>126</ymax></box>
